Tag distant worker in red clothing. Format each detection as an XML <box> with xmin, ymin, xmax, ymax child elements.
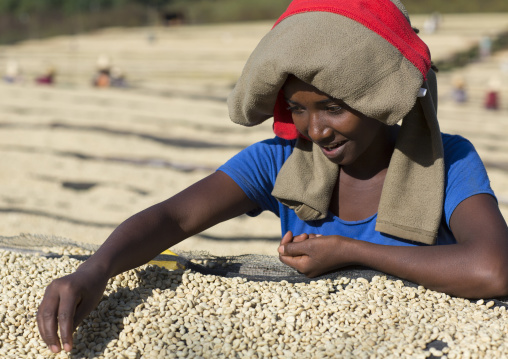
<box><xmin>36</xmin><ymin>65</ymin><xmax>56</xmax><ymax>85</ymax></box>
<box><xmin>484</xmin><ymin>79</ymin><xmax>500</xmax><ymax>110</ymax></box>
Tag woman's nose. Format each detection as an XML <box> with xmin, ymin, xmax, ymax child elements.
<box><xmin>307</xmin><ymin>112</ymin><xmax>333</xmax><ymax>142</ymax></box>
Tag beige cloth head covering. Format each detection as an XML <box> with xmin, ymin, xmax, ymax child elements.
<box><xmin>227</xmin><ymin>0</ymin><xmax>444</xmax><ymax>245</ymax></box>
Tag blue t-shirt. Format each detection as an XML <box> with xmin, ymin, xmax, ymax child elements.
<box><xmin>218</xmin><ymin>134</ymin><xmax>495</xmax><ymax>246</ymax></box>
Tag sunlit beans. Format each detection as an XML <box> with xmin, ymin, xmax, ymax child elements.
<box><xmin>1</xmin><ymin>248</ymin><xmax>507</xmax><ymax>358</ymax></box>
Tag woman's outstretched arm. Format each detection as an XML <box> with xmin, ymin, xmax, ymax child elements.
<box><xmin>37</xmin><ymin>171</ymin><xmax>257</xmax><ymax>353</ymax></box>
<box><xmin>279</xmin><ymin>193</ymin><xmax>508</xmax><ymax>298</ymax></box>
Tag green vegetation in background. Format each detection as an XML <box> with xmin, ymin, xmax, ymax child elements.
<box><xmin>0</xmin><ymin>0</ymin><xmax>174</xmax><ymax>44</ymax></box>
<box><xmin>1</xmin><ymin>0</ymin><xmax>508</xmax><ymax>45</ymax></box>
<box><xmin>0</xmin><ymin>2</ymin><xmax>146</xmax><ymax>44</ymax></box>
<box><xmin>403</xmin><ymin>0</ymin><xmax>508</xmax><ymax>14</ymax></box>
<box><xmin>164</xmin><ymin>0</ymin><xmax>508</xmax><ymax>24</ymax></box>
<box><xmin>166</xmin><ymin>0</ymin><xmax>291</xmax><ymax>24</ymax></box>
<box><xmin>1</xmin><ymin>0</ymin><xmax>507</xmax><ymax>17</ymax></box>
<box><xmin>0</xmin><ymin>0</ymin><xmax>159</xmax><ymax>15</ymax></box>
<box><xmin>434</xmin><ymin>30</ymin><xmax>508</xmax><ymax>71</ymax></box>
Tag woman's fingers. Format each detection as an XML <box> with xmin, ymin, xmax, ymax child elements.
<box><xmin>57</xmin><ymin>293</ymin><xmax>79</xmax><ymax>352</ymax></box>
<box><xmin>279</xmin><ymin>233</ymin><xmax>323</xmax><ymax>256</ymax></box>
<box><xmin>293</xmin><ymin>233</ymin><xmax>309</xmax><ymax>242</ymax></box>
<box><xmin>308</xmin><ymin>233</ymin><xmax>322</xmax><ymax>239</ymax></box>
<box><xmin>37</xmin><ymin>286</ymin><xmax>64</xmax><ymax>353</ymax></box>
<box><xmin>37</xmin><ymin>271</ymin><xmax>109</xmax><ymax>354</ymax></box>
<box><xmin>37</xmin><ymin>277</ymin><xmax>83</xmax><ymax>353</ymax></box>
<box><xmin>280</xmin><ymin>231</ymin><xmax>294</xmax><ymax>245</ymax></box>
<box><xmin>279</xmin><ymin>240</ymin><xmax>310</xmax><ymax>257</ymax></box>
<box><xmin>279</xmin><ymin>231</ymin><xmax>293</xmax><ymax>255</ymax></box>
<box><xmin>279</xmin><ymin>232</ymin><xmax>321</xmax><ymax>255</ymax></box>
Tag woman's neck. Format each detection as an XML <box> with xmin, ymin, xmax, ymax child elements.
<box><xmin>341</xmin><ymin>124</ymin><xmax>399</xmax><ymax>181</ymax></box>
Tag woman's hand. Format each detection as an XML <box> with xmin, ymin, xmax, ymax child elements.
<box><xmin>37</xmin><ymin>268</ymin><xmax>109</xmax><ymax>353</ymax></box>
<box><xmin>278</xmin><ymin>231</ymin><xmax>353</xmax><ymax>277</ymax></box>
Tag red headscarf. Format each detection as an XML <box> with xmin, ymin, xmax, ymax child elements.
<box><xmin>271</xmin><ymin>0</ymin><xmax>431</xmax><ymax>140</ymax></box>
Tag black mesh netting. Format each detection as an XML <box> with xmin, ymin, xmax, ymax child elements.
<box><xmin>168</xmin><ymin>250</ymin><xmax>418</xmax><ymax>285</ymax></box>
<box><xmin>0</xmin><ymin>233</ymin><xmax>99</xmax><ymax>255</ymax></box>
<box><xmin>2</xmin><ymin>233</ymin><xmax>508</xmax><ymax>307</ymax></box>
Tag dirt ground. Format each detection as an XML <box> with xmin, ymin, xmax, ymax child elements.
<box><xmin>0</xmin><ymin>14</ymin><xmax>507</xmax><ymax>255</ymax></box>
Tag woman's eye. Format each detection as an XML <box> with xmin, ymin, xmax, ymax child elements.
<box><xmin>327</xmin><ymin>106</ymin><xmax>343</xmax><ymax>114</ymax></box>
<box><xmin>287</xmin><ymin>105</ymin><xmax>304</xmax><ymax>114</ymax></box>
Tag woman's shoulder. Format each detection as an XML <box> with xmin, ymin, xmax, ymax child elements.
<box><xmin>441</xmin><ymin>132</ymin><xmax>479</xmax><ymax>163</ymax></box>
<box><xmin>255</xmin><ymin>136</ymin><xmax>297</xmax><ymax>149</ymax></box>
<box><xmin>244</xmin><ymin>136</ymin><xmax>297</xmax><ymax>160</ymax></box>
<box><xmin>440</xmin><ymin>133</ymin><xmax>494</xmax><ymax>228</ymax></box>
<box><xmin>441</xmin><ymin>132</ymin><xmax>473</xmax><ymax>148</ymax></box>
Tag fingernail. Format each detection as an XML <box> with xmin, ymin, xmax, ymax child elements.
<box><xmin>278</xmin><ymin>245</ymin><xmax>284</xmax><ymax>254</ymax></box>
<box><xmin>63</xmin><ymin>343</ymin><xmax>73</xmax><ymax>352</ymax></box>
<box><xmin>50</xmin><ymin>345</ymin><xmax>60</xmax><ymax>353</ymax></box>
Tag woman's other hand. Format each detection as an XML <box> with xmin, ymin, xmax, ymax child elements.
<box><xmin>278</xmin><ymin>231</ymin><xmax>352</xmax><ymax>277</ymax></box>
<box><xmin>37</xmin><ymin>268</ymin><xmax>109</xmax><ymax>353</ymax></box>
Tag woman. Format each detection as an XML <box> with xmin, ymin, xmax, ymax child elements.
<box><xmin>37</xmin><ymin>0</ymin><xmax>508</xmax><ymax>353</ymax></box>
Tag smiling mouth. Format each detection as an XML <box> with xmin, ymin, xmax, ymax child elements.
<box><xmin>322</xmin><ymin>140</ymin><xmax>348</xmax><ymax>151</ymax></box>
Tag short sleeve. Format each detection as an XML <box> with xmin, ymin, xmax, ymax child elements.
<box><xmin>442</xmin><ymin>134</ymin><xmax>495</xmax><ymax>226</ymax></box>
<box><xmin>217</xmin><ymin>137</ymin><xmax>295</xmax><ymax>217</ymax></box>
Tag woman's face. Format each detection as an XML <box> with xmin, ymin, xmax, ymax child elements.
<box><xmin>283</xmin><ymin>76</ymin><xmax>386</xmax><ymax>166</ymax></box>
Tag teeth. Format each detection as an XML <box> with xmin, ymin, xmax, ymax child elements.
<box><xmin>324</xmin><ymin>141</ymin><xmax>345</xmax><ymax>150</ymax></box>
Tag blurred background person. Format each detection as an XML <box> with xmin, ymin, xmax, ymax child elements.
<box><xmin>484</xmin><ymin>78</ymin><xmax>501</xmax><ymax>110</ymax></box>
<box><xmin>35</xmin><ymin>64</ymin><xmax>56</xmax><ymax>85</ymax></box>
<box><xmin>92</xmin><ymin>54</ymin><xmax>112</xmax><ymax>88</ymax></box>
<box><xmin>479</xmin><ymin>35</ymin><xmax>492</xmax><ymax>61</ymax></box>
<box><xmin>110</xmin><ymin>66</ymin><xmax>128</xmax><ymax>88</ymax></box>
<box><xmin>451</xmin><ymin>75</ymin><xmax>467</xmax><ymax>104</ymax></box>
<box><xmin>3</xmin><ymin>60</ymin><xmax>22</xmax><ymax>84</ymax></box>
<box><xmin>423</xmin><ymin>12</ymin><xmax>441</xmax><ymax>34</ymax></box>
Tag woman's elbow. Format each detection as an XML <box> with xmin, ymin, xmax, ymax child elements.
<box><xmin>473</xmin><ymin>259</ymin><xmax>508</xmax><ymax>298</ymax></box>
<box><xmin>485</xmin><ymin>266</ymin><xmax>508</xmax><ymax>298</ymax></box>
